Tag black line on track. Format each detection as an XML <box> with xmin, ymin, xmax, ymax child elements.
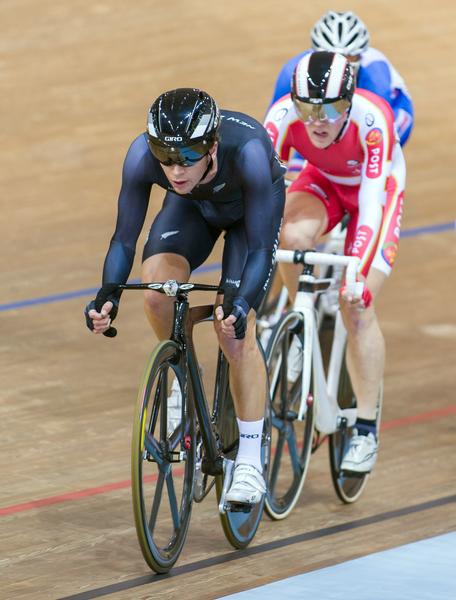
<box><xmin>58</xmin><ymin>493</ymin><xmax>456</xmax><ymax>600</ymax></box>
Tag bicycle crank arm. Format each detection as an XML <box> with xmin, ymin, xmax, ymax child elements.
<box><xmin>218</xmin><ymin>459</ymin><xmax>254</xmax><ymax>514</ymax></box>
<box><xmin>218</xmin><ymin>458</ymin><xmax>235</xmax><ymax>514</ymax></box>
<box><xmin>225</xmin><ymin>503</ymin><xmax>253</xmax><ymax>513</ymax></box>
<box><xmin>337</xmin><ymin>408</ymin><xmax>357</xmax><ymax>429</ymax></box>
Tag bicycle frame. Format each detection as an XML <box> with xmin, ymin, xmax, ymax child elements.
<box><xmin>257</xmin><ymin>220</ymin><xmax>348</xmax><ymax>335</ymax></box>
<box><xmin>274</xmin><ymin>250</ymin><xmax>362</xmax><ymax>434</ymax></box>
<box><xmin>179</xmin><ymin>301</ymin><xmax>226</xmax><ymax>476</ymax></box>
<box><xmin>112</xmin><ymin>280</ymin><xmax>227</xmax><ymax>475</ymax></box>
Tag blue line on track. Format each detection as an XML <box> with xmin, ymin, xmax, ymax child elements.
<box><xmin>400</xmin><ymin>220</ymin><xmax>455</xmax><ymax>237</ymax></box>
<box><xmin>1</xmin><ymin>220</ymin><xmax>454</xmax><ymax>313</ymax></box>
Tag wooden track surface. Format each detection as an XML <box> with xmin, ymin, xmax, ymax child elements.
<box><xmin>1</xmin><ymin>2</ymin><xmax>455</xmax><ymax>598</ymax></box>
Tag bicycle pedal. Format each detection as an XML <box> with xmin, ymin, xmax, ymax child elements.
<box><xmin>224</xmin><ymin>501</ymin><xmax>253</xmax><ymax>514</ymax></box>
<box><xmin>284</xmin><ymin>410</ymin><xmax>298</xmax><ymax>421</ymax></box>
<box><xmin>340</xmin><ymin>469</ymin><xmax>366</xmax><ymax>478</ymax></box>
<box><xmin>169</xmin><ymin>450</ymin><xmax>186</xmax><ymax>462</ymax></box>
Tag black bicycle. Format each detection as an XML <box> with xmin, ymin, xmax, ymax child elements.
<box><xmin>95</xmin><ymin>280</ymin><xmax>271</xmax><ymax>573</ymax></box>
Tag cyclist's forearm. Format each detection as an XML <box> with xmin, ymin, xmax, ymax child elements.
<box><xmin>102</xmin><ymin>239</ymin><xmax>136</xmax><ymax>294</ymax></box>
<box><xmin>236</xmin><ymin>248</ymin><xmax>274</xmax><ymax>312</ymax></box>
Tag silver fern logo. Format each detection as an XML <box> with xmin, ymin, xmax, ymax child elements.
<box><xmin>160</xmin><ymin>230</ymin><xmax>179</xmax><ymax>240</ymax></box>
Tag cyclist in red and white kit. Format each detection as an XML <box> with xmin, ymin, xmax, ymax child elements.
<box><xmin>264</xmin><ymin>51</ymin><xmax>406</xmax><ymax>472</ymax></box>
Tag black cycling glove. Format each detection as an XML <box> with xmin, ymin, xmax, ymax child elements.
<box><xmin>230</xmin><ymin>303</ymin><xmax>247</xmax><ymax>339</ymax></box>
<box><xmin>221</xmin><ymin>293</ymin><xmax>249</xmax><ymax>340</ymax></box>
<box><xmin>84</xmin><ymin>285</ymin><xmax>120</xmax><ymax>332</ymax></box>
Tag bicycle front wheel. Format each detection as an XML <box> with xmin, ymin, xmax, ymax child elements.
<box><xmin>264</xmin><ymin>311</ymin><xmax>315</xmax><ymax>520</ymax></box>
<box><xmin>215</xmin><ymin>349</ymin><xmax>271</xmax><ymax>548</ymax></box>
<box><xmin>328</xmin><ymin>353</ymin><xmax>383</xmax><ymax>504</ymax></box>
<box><xmin>131</xmin><ymin>340</ymin><xmax>196</xmax><ymax>573</ymax></box>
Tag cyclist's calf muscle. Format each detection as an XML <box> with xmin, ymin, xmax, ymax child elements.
<box><xmin>214</xmin><ymin>307</ymin><xmax>266</xmax><ymax>422</ymax></box>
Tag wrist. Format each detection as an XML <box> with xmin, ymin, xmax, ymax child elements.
<box><xmin>233</xmin><ymin>296</ymin><xmax>249</xmax><ymax>316</ymax></box>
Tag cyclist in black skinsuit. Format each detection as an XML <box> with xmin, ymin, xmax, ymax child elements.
<box><xmin>85</xmin><ymin>88</ymin><xmax>285</xmax><ymax>504</ymax></box>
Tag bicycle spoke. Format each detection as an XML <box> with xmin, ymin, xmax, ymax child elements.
<box><xmin>286</xmin><ymin>425</ymin><xmax>303</xmax><ymax>474</ymax></box>
<box><xmin>149</xmin><ymin>394</ymin><xmax>160</xmax><ymax>437</ymax></box>
<box><xmin>165</xmin><ymin>467</ymin><xmax>181</xmax><ymax>531</ymax></box>
<box><xmin>148</xmin><ymin>471</ymin><xmax>166</xmax><ymax>533</ymax></box>
<box><xmin>279</xmin><ymin>338</ymin><xmax>290</xmax><ymax>414</ymax></box>
<box><xmin>271</xmin><ymin>413</ymin><xmax>286</xmax><ymax>430</ymax></box>
<box><xmin>269</xmin><ymin>429</ymin><xmax>286</xmax><ymax>494</ymax></box>
<box><xmin>144</xmin><ymin>432</ymin><xmax>165</xmax><ymax>466</ymax></box>
<box><xmin>158</xmin><ymin>368</ymin><xmax>169</xmax><ymax>439</ymax></box>
<box><xmin>269</xmin><ymin>353</ymin><xmax>283</xmax><ymax>393</ymax></box>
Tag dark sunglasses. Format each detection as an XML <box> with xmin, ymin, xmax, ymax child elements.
<box><xmin>147</xmin><ymin>138</ymin><xmax>210</xmax><ymax>167</ymax></box>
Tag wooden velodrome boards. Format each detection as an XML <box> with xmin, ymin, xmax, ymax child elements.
<box><xmin>1</xmin><ymin>2</ymin><xmax>455</xmax><ymax>598</ymax></box>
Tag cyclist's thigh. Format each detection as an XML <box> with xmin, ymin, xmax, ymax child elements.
<box><xmin>142</xmin><ymin>253</ymin><xmax>190</xmax><ymax>282</ymax></box>
<box><xmin>142</xmin><ymin>190</ymin><xmax>221</xmax><ymax>272</ymax></box>
<box><xmin>288</xmin><ymin>164</ymin><xmax>345</xmax><ymax>233</ymax></box>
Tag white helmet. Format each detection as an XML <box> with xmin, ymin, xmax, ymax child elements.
<box><xmin>311</xmin><ymin>11</ymin><xmax>369</xmax><ymax>56</ymax></box>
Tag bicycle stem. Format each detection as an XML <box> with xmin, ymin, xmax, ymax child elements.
<box><xmin>275</xmin><ymin>250</ymin><xmax>362</xmax><ymax>299</ymax></box>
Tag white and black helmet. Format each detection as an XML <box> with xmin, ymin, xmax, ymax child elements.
<box><xmin>292</xmin><ymin>52</ymin><xmax>355</xmax><ymax>104</ymax></box>
<box><xmin>291</xmin><ymin>52</ymin><xmax>354</xmax><ymax>125</ymax></box>
<box><xmin>311</xmin><ymin>11</ymin><xmax>369</xmax><ymax>56</ymax></box>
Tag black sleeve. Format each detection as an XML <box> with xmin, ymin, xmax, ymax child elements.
<box><xmin>233</xmin><ymin>139</ymin><xmax>285</xmax><ymax>313</ymax></box>
<box><xmin>101</xmin><ymin>136</ymin><xmax>153</xmax><ymax>289</ymax></box>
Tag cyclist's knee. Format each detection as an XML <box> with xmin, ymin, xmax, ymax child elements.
<box><xmin>215</xmin><ymin>324</ymin><xmax>257</xmax><ymax>363</ymax></box>
<box><xmin>280</xmin><ymin>220</ymin><xmax>318</xmax><ymax>250</ymax></box>
<box><xmin>340</xmin><ymin>300</ymin><xmax>376</xmax><ymax>335</ymax></box>
<box><xmin>144</xmin><ymin>289</ymin><xmax>170</xmax><ymax>316</ymax></box>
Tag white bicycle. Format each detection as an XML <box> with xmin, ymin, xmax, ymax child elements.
<box><xmin>257</xmin><ymin>219</ymin><xmax>348</xmax><ymax>349</ymax></box>
<box><xmin>264</xmin><ymin>248</ymin><xmax>383</xmax><ymax>520</ymax></box>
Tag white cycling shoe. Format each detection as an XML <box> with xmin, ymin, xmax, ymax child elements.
<box><xmin>340</xmin><ymin>430</ymin><xmax>378</xmax><ymax>473</ymax></box>
<box><xmin>225</xmin><ymin>463</ymin><xmax>266</xmax><ymax>505</ymax></box>
<box><xmin>167</xmin><ymin>377</ymin><xmax>182</xmax><ymax>435</ymax></box>
<box><xmin>287</xmin><ymin>335</ymin><xmax>302</xmax><ymax>383</ymax></box>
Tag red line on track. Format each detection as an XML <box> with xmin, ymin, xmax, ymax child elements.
<box><xmin>0</xmin><ymin>475</ymin><xmax>158</xmax><ymax>517</ymax></box>
<box><xmin>1</xmin><ymin>405</ymin><xmax>455</xmax><ymax>517</ymax></box>
<box><xmin>380</xmin><ymin>405</ymin><xmax>456</xmax><ymax>430</ymax></box>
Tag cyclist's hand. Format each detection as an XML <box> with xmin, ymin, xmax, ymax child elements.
<box><xmin>215</xmin><ymin>304</ymin><xmax>247</xmax><ymax>340</ymax></box>
<box><xmin>340</xmin><ymin>280</ymin><xmax>373</xmax><ymax>310</ymax></box>
<box><xmin>85</xmin><ymin>300</ymin><xmax>114</xmax><ymax>334</ymax></box>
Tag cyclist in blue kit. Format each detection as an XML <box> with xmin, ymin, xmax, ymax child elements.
<box><xmin>270</xmin><ymin>11</ymin><xmax>414</xmax><ymax>175</ymax></box>
<box><xmin>84</xmin><ymin>88</ymin><xmax>285</xmax><ymax>505</ymax></box>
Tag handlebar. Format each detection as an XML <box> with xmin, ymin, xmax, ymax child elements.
<box><xmin>117</xmin><ymin>281</ymin><xmax>221</xmax><ymax>294</ymax></box>
<box><xmin>275</xmin><ymin>249</ymin><xmax>363</xmax><ymax>299</ymax></box>
<box><xmin>94</xmin><ymin>280</ymin><xmax>222</xmax><ymax>338</ymax></box>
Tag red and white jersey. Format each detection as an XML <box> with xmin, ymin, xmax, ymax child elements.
<box><xmin>264</xmin><ymin>89</ymin><xmax>406</xmax><ymax>276</ymax></box>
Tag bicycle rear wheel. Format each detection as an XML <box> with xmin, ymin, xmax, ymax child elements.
<box><xmin>131</xmin><ymin>340</ymin><xmax>196</xmax><ymax>573</ymax></box>
<box><xmin>215</xmin><ymin>348</ymin><xmax>271</xmax><ymax>548</ymax></box>
<box><xmin>328</xmin><ymin>352</ymin><xmax>383</xmax><ymax>503</ymax></box>
<box><xmin>264</xmin><ymin>311</ymin><xmax>315</xmax><ymax>520</ymax></box>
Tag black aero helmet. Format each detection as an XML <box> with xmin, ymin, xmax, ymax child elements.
<box><xmin>291</xmin><ymin>51</ymin><xmax>355</xmax><ymax>124</ymax></box>
<box><xmin>147</xmin><ymin>88</ymin><xmax>220</xmax><ymax>166</ymax></box>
